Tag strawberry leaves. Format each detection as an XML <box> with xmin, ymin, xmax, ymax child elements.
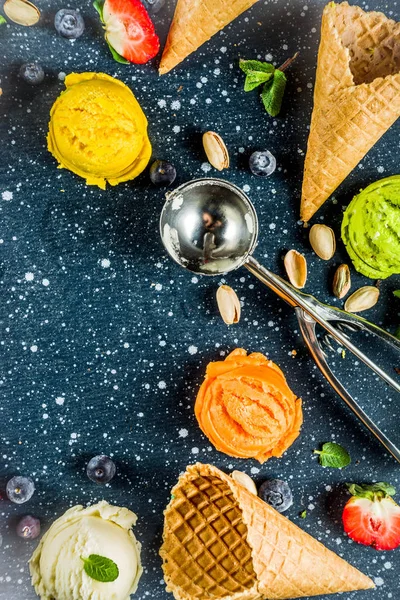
<box><xmin>93</xmin><ymin>0</ymin><xmax>129</xmax><ymax>64</ymax></box>
<box><xmin>93</xmin><ymin>0</ymin><xmax>104</xmax><ymax>19</ymax></box>
<box><xmin>107</xmin><ymin>41</ymin><xmax>130</xmax><ymax>64</ymax></box>
<box><xmin>314</xmin><ymin>442</ymin><xmax>351</xmax><ymax>468</ymax></box>
<box><xmin>346</xmin><ymin>482</ymin><xmax>396</xmax><ymax>500</ymax></box>
<box><xmin>239</xmin><ymin>53</ymin><xmax>298</xmax><ymax>117</ymax></box>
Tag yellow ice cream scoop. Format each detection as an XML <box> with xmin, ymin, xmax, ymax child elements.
<box><xmin>47</xmin><ymin>72</ymin><xmax>152</xmax><ymax>189</ymax></box>
<box><xmin>29</xmin><ymin>501</ymin><xmax>142</xmax><ymax>600</ymax></box>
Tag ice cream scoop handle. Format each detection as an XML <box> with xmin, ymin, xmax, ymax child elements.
<box><xmin>244</xmin><ymin>256</ymin><xmax>400</xmax><ymax>393</ymax></box>
<box><xmin>296</xmin><ymin>307</ymin><xmax>400</xmax><ymax>464</ymax></box>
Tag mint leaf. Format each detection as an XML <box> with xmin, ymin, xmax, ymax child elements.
<box><xmin>261</xmin><ymin>69</ymin><xmax>287</xmax><ymax>117</ymax></box>
<box><xmin>0</xmin><ymin>15</ymin><xmax>7</xmax><ymax>25</ymax></box>
<box><xmin>81</xmin><ymin>555</ymin><xmax>119</xmax><ymax>583</ymax></box>
<box><xmin>244</xmin><ymin>70</ymin><xmax>274</xmax><ymax>92</ymax></box>
<box><xmin>106</xmin><ymin>41</ymin><xmax>130</xmax><ymax>64</ymax></box>
<box><xmin>239</xmin><ymin>59</ymin><xmax>275</xmax><ymax>75</ymax></box>
<box><xmin>346</xmin><ymin>482</ymin><xmax>396</xmax><ymax>500</ymax></box>
<box><xmin>393</xmin><ymin>290</ymin><xmax>400</xmax><ymax>298</ymax></box>
<box><xmin>93</xmin><ymin>0</ymin><xmax>104</xmax><ymax>21</ymax></box>
<box><xmin>314</xmin><ymin>442</ymin><xmax>351</xmax><ymax>468</ymax></box>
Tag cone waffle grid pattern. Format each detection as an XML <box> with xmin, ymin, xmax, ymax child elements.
<box><xmin>162</xmin><ymin>475</ymin><xmax>256</xmax><ymax>598</ymax></box>
<box><xmin>161</xmin><ymin>464</ymin><xmax>374</xmax><ymax>600</ymax></box>
<box><xmin>301</xmin><ymin>2</ymin><xmax>400</xmax><ymax>222</ymax></box>
<box><xmin>235</xmin><ymin>485</ymin><xmax>366</xmax><ymax>599</ymax></box>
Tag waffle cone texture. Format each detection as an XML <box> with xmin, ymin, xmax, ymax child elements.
<box><xmin>160</xmin><ymin>463</ymin><xmax>374</xmax><ymax>600</ymax></box>
<box><xmin>301</xmin><ymin>2</ymin><xmax>400</xmax><ymax>222</ymax></box>
<box><xmin>159</xmin><ymin>0</ymin><xmax>259</xmax><ymax>74</ymax></box>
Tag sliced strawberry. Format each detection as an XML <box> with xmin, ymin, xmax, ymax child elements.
<box><xmin>342</xmin><ymin>482</ymin><xmax>400</xmax><ymax>551</ymax></box>
<box><xmin>102</xmin><ymin>0</ymin><xmax>160</xmax><ymax>64</ymax></box>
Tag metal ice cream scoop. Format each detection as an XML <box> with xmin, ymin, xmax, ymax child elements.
<box><xmin>160</xmin><ymin>178</ymin><xmax>400</xmax><ymax>463</ymax></box>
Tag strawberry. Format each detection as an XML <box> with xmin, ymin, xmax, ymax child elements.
<box><xmin>342</xmin><ymin>482</ymin><xmax>400</xmax><ymax>551</ymax></box>
<box><xmin>94</xmin><ymin>0</ymin><xmax>160</xmax><ymax>64</ymax></box>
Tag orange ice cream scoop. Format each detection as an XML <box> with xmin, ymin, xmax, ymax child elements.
<box><xmin>195</xmin><ymin>348</ymin><xmax>303</xmax><ymax>463</ymax></box>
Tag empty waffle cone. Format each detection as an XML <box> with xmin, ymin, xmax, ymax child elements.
<box><xmin>301</xmin><ymin>2</ymin><xmax>400</xmax><ymax>222</ymax></box>
<box><xmin>159</xmin><ymin>0</ymin><xmax>259</xmax><ymax>75</ymax></box>
<box><xmin>160</xmin><ymin>463</ymin><xmax>374</xmax><ymax>600</ymax></box>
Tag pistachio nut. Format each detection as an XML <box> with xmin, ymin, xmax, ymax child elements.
<box><xmin>202</xmin><ymin>131</ymin><xmax>230</xmax><ymax>171</ymax></box>
<box><xmin>4</xmin><ymin>0</ymin><xmax>40</xmax><ymax>25</ymax></box>
<box><xmin>309</xmin><ymin>224</ymin><xmax>336</xmax><ymax>260</ymax></box>
<box><xmin>216</xmin><ymin>284</ymin><xmax>241</xmax><ymax>325</ymax></box>
<box><xmin>332</xmin><ymin>264</ymin><xmax>351</xmax><ymax>299</ymax></box>
<box><xmin>344</xmin><ymin>286</ymin><xmax>380</xmax><ymax>313</ymax></box>
<box><xmin>231</xmin><ymin>471</ymin><xmax>257</xmax><ymax>495</ymax></box>
<box><xmin>284</xmin><ymin>249</ymin><xmax>307</xmax><ymax>289</ymax></box>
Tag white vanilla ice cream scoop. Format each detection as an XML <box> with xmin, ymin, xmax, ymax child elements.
<box><xmin>30</xmin><ymin>501</ymin><xmax>142</xmax><ymax>600</ymax></box>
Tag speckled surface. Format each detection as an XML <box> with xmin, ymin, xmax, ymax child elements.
<box><xmin>0</xmin><ymin>0</ymin><xmax>399</xmax><ymax>598</ymax></box>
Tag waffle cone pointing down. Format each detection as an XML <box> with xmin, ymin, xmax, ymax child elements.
<box><xmin>160</xmin><ymin>463</ymin><xmax>374</xmax><ymax>600</ymax></box>
<box><xmin>159</xmin><ymin>0</ymin><xmax>259</xmax><ymax>75</ymax></box>
<box><xmin>301</xmin><ymin>2</ymin><xmax>400</xmax><ymax>222</ymax></box>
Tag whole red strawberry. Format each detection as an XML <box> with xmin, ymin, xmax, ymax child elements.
<box><xmin>94</xmin><ymin>0</ymin><xmax>160</xmax><ymax>64</ymax></box>
<box><xmin>342</xmin><ymin>482</ymin><xmax>400</xmax><ymax>551</ymax></box>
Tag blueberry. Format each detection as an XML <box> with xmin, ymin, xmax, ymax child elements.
<box><xmin>249</xmin><ymin>150</ymin><xmax>276</xmax><ymax>177</ymax></box>
<box><xmin>6</xmin><ymin>476</ymin><xmax>35</xmax><ymax>504</ymax></box>
<box><xmin>143</xmin><ymin>0</ymin><xmax>166</xmax><ymax>13</ymax></box>
<box><xmin>86</xmin><ymin>455</ymin><xmax>116</xmax><ymax>484</ymax></box>
<box><xmin>54</xmin><ymin>9</ymin><xmax>85</xmax><ymax>39</ymax></box>
<box><xmin>258</xmin><ymin>479</ymin><xmax>293</xmax><ymax>513</ymax></box>
<box><xmin>149</xmin><ymin>160</ymin><xmax>177</xmax><ymax>186</ymax></box>
<box><xmin>16</xmin><ymin>515</ymin><xmax>41</xmax><ymax>539</ymax></box>
<box><xmin>19</xmin><ymin>63</ymin><xmax>44</xmax><ymax>86</ymax></box>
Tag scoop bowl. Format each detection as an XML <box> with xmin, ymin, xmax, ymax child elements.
<box><xmin>159</xmin><ymin>178</ymin><xmax>258</xmax><ymax>275</ymax></box>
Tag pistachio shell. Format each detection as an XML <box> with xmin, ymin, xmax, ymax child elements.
<box><xmin>231</xmin><ymin>471</ymin><xmax>257</xmax><ymax>495</ymax></box>
<box><xmin>284</xmin><ymin>250</ymin><xmax>307</xmax><ymax>289</ymax></box>
<box><xmin>309</xmin><ymin>224</ymin><xmax>336</xmax><ymax>260</ymax></box>
<box><xmin>216</xmin><ymin>285</ymin><xmax>241</xmax><ymax>325</ymax></box>
<box><xmin>344</xmin><ymin>286</ymin><xmax>380</xmax><ymax>313</ymax></box>
<box><xmin>202</xmin><ymin>131</ymin><xmax>229</xmax><ymax>171</ymax></box>
<box><xmin>4</xmin><ymin>0</ymin><xmax>40</xmax><ymax>26</ymax></box>
<box><xmin>332</xmin><ymin>264</ymin><xmax>351</xmax><ymax>299</ymax></box>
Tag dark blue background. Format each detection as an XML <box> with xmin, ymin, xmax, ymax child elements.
<box><xmin>0</xmin><ymin>0</ymin><xmax>399</xmax><ymax>598</ymax></box>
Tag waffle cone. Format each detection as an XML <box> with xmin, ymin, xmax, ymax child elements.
<box><xmin>160</xmin><ymin>463</ymin><xmax>374</xmax><ymax>600</ymax></box>
<box><xmin>301</xmin><ymin>2</ymin><xmax>400</xmax><ymax>222</ymax></box>
<box><xmin>159</xmin><ymin>0</ymin><xmax>259</xmax><ymax>75</ymax></box>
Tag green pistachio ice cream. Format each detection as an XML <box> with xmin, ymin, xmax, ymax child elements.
<box><xmin>341</xmin><ymin>176</ymin><xmax>400</xmax><ymax>279</ymax></box>
<box><xmin>29</xmin><ymin>501</ymin><xmax>142</xmax><ymax>600</ymax></box>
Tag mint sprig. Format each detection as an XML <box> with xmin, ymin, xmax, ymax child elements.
<box><xmin>261</xmin><ymin>69</ymin><xmax>287</xmax><ymax>117</ymax></box>
<box><xmin>239</xmin><ymin>52</ymin><xmax>298</xmax><ymax>117</ymax></box>
<box><xmin>81</xmin><ymin>554</ymin><xmax>119</xmax><ymax>583</ymax></box>
<box><xmin>314</xmin><ymin>442</ymin><xmax>351</xmax><ymax>468</ymax></box>
<box><xmin>346</xmin><ymin>482</ymin><xmax>396</xmax><ymax>501</ymax></box>
<box><xmin>239</xmin><ymin>60</ymin><xmax>274</xmax><ymax>91</ymax></box>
